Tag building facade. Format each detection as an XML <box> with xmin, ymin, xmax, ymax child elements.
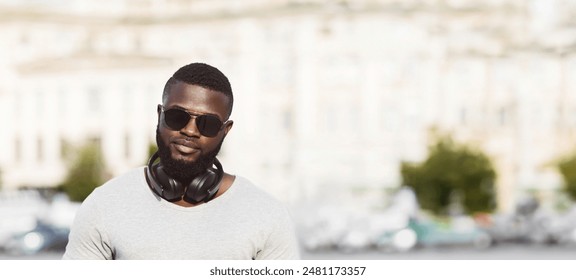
<box><xmin>2</xmin><ymin>0</ymin><xmax>576</xmax><ymax>212</ymax></box>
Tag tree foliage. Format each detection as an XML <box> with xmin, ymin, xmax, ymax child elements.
<box><xmin>558</xmin><ymin>154</ymin><xmax>576</xmax><ymax>201</ymax></box>
<box><xmin>60</xmin><ymin>142</ymin><xmax>109</xmax><ymax>202</ymax></box>
<box><xmin>400</xmin><ymin>136</ymin><xmax>497</xmax><ymax>216</ymax></box>
<box><xmin>147</xmin><ymin>142</ymin><xmax>157</xmax><ymax>160</ymax></box>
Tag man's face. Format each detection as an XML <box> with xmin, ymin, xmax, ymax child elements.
<box><xmin>156</xmin><ymin>81</ymin><xmax>233</xmax><ymax>181</ymax></box>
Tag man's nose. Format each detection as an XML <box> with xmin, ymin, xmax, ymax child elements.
<box><xmin>180</xmin><ymin>116</ymin><xmax>200</xmax><ymax>137</ymax></box>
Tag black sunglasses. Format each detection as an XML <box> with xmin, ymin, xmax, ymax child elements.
<box><xmin>160</xmin><ymin>105</ymin><xmax>228</xmax><ymax>137</ymax></box>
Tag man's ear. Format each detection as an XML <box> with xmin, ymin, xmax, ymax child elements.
<box><xmin>223</xmin><ymin>120</ymin><xmax>234</xmax><ymax>136</ymax></box>
<box><xmin>157</xmin><ymin>104</ymin><xmax>162</xmax><ymax>123</ymax></box>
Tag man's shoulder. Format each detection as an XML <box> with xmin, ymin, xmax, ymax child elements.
<box><xmin>88</xmin><ymin>166</ymin><xmax>147</xmax><ymax>198</ymax></box>
<box><xmin>231</xmin><ymin>176</ymin><xmax>289</xmax><ymax>212</ymax></box>
<box><xmin>232</xmin><ymin>176</ymin><xmax>276</xmax><ymax>200</ymax></box>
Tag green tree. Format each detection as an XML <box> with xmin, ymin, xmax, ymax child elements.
<box><xmin>400</xmin><ymin>135</ymin><xmax>497</xmax><ymax>216</ymax></box>
<box><xmin>557</xmin><ymin>154</ymin><xmax>576</xmax><ymax>201</ymax></box>
<box><xmin>60</xmin><ymin>142</ymin><xmax>109</xmax><ymax>202</ymax></box>
<box><xmin>147</xmin><ymin>142</ymin><xmax>157</xmax><ymax>160</ymax></box>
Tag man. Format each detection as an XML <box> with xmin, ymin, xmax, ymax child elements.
<box><xmin>63</xmin><ymin>62</ymin><xmax>300</xmax><ymax>259</ymax></box>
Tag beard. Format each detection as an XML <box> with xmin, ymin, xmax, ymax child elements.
<box><xmin>155</xmin><ymin>127</ymin><xmax>224</xmax><ymax>185</ymax></box>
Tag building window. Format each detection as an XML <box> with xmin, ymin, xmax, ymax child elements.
<box><xmin>20</xmin><ymin>31</ymin><xmax>29</xmax><ymax>45</ymax></box>
<box><xmin>460</xmin><ymin>108</ymin><xmax>467</xmax><ymax>125</ymax></box>
<box><xmin>498</xmin><ymin>107</ymin><xmax>507</xmax><ymax>127</ymax></box>
<box><xmin>58</xmin><ymin>88</ymin><xmax>68</xmax><ymax>118</ymax></box>
<box><xmin>36</xmin><ymin>90</ymin><xmax>45</xmax><ymax>117</ymax></box>
<box><xmin>37</xmin><ymin>137</ymin><xmax>44</xmax><ymax>162</ymax></box>
<box><xmin>124</xmin><ymin>133</ymin><xmax>131</xmax><ymax>159</ymax></box>
<box><xmin>87</xmin><ymin>86</ymin><xmax>102</xmax><ymax>113</ymax></box>
<box><xmin>14</xmin><ymin>137</ymin><xmax>21</xmax><ymax>163</ymax></box>
<box><xmin>283</xmin><ymin>109</ymin><xmax>293</xmax><ymax>132</ymax></box>
<box><xmin>122</xmin><ymin>85</ymin><xmax>133</xmax><ymax>112</ymax></box>
<box><xmin>60</xmin><ymin>138</ymin><xmax>71</xmax><ymax>160</ymax></box>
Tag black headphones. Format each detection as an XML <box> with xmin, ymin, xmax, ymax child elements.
<box><xmin>145</xmin><ymin>151</ymin><xmax>224</xmax><ymax>204</ymax></box>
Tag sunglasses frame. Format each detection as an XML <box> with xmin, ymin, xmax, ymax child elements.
<box><xmin>159</xmin><ymin>105</ymin><xmax>230</xmax><ymax>137</ymax></box>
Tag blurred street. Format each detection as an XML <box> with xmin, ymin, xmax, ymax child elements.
<box><xmin>1</xmin><ymin>244</ymin><xmax>575</xmax><ymax>260</ymax></box>
<box><xmin>301</xmin><ymin>244</ymin><xmax>576</xmax><ymax>260</ymax></box>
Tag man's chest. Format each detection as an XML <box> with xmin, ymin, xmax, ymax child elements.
<box><xmin>106</xmin><ymin>212</ymin><xmax>267</xmax><ymax>259</ymax></box>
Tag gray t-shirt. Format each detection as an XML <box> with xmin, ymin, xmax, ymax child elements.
<box><xmin>63</xmin><ymin>167</ymin><xmax>300</xmax><ymax>260</ymax></box>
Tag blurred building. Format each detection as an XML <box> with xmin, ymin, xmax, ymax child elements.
<box><xmin>1</xmin><ymin>0</ymin><xmax>576</xmax><ymax>212</ymax></box>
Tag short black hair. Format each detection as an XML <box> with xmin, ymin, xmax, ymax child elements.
<box><xmin>163</xmin><ymin>62</ymin><xmax>234</xmax><ymax>118</ymax></box>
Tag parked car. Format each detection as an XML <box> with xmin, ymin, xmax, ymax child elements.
<box><xmin>375</xmin><ymin>226</ymin><xmax>418</xmax><ymax>252</ymax></box>
<box><xmin>414</xmin><ymin>217</ymin><xmax>492</xmax><ymax>249</ymax></box>
<box><xmin>299</xmin><ymin>187</ymin><xmax>420</xmax><ymax>253</ymax></box>
<box><xmin>481</xmin><ymin>195</ymin><xmax>576</xmax><ymax>246</ymax></box>
<box><xmin>377</xmin><ymin>216</ymin><xmax>492</xmax><ymax>251</ymax></box>
<box><xmin>0</xmin><ymin>190</ymin><xmax>49</xmax><ymax>248</ymax></box>
<box><xmin>4</xmin><ymin>220</ymin><xmax>70</xmax><ymax>255</ymax></box>
<box><xmin>535</xmin><ymin>206</ymin><xmax>576</xmax><ymax>246</ymax></box>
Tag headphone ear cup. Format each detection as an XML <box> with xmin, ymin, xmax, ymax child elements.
<box><xmin>184</xmin><ymin>170</ymin><xmax>218</xmax><ymax>204</ymax></box>
<box><xmin>154</xmin><ymin>164</ymin><xmax>185</xmax><ymax>202</ymax></box>
<box><xmin>183</xmin><ymin>158</ymin><xmax>224</xmax><ymax>204</ymax></box>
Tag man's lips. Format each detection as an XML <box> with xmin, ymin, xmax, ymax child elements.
<box><xmin>171</xmin><ymin>139</ymin><xmax>200</xmax><ymax>154</ymax></box>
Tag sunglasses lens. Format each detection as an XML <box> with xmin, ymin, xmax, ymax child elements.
<box><xmin>196</xmin><ymin>115</ymin><xmax>223</xmax><ymax>137</ymax></box>
<box><xmin>164</xmin><ymin>109</ymin><xmax>191</xmax><ymax>131</ymax></box>
<box><xmin>163</xmin><ymin>108</ymin><xmax>224</xmax><ymax>137</ymax></box>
